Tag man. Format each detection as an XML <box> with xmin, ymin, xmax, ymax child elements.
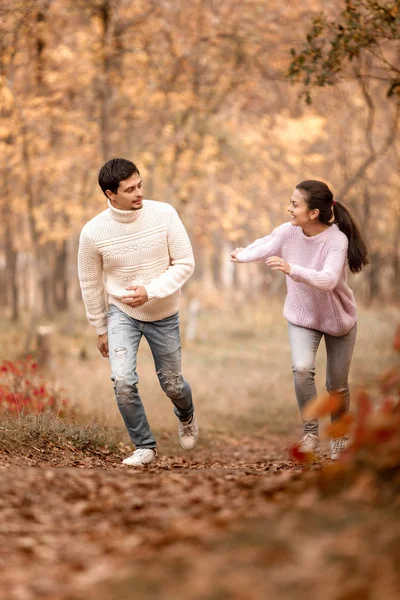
<box><xmin>78</xmin><ymin>158</ymin><xmax>198</xmax><ymax>467</ymax></box>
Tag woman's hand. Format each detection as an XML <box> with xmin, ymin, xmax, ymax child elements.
<box><xmin>231</xmin><ymin>248</ymin><xmax>244</xmax><ymax>262</ymax></box>
<box><xmin>265</xmin><ymin>256</ymin><xmax>291</xmax><ymax>275</ymax></box>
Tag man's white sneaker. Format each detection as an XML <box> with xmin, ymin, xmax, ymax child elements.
<box><xmin>122</xmin><ymin>448</ymin><xmax>157</xmax><ymax>467</ymax></box>
<box><xmin>297</xmin><ymin>433</ymin><xmax>320</xmax><ymax>454</ymax></box>
<box><xmin>179</xmin><ymin>414</ymin><xmax>199</xmax><ymax>450</ymax></box>
<box><xmin>331</xmin><ymin>436</ymin><xmax>348</xmax><ymax>461</ymax></box>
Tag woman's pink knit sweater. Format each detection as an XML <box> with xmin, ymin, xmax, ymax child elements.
<box><xmin>236</xmin><ymin>222</ymin><xmax>356</xmax><ymax>336</ymax></box>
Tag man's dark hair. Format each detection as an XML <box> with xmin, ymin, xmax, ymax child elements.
<box><xmin>98</xmin><ymin>158</ymin><xmax>140</xmax><ymax>199</ymax></box>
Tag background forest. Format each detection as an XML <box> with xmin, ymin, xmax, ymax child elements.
<box><xmin>1</xmin><ymin>0</ymin><xmax>399</xmax><ymax>330</ymax></box>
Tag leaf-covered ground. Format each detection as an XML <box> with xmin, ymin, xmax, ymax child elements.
<box><xmin>1</xmin><ymin>432</ymin><xmax>400</xmax><ymax>600</ymax></box>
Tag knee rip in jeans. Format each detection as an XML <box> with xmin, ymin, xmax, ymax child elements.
<box><xmin>113</xmin><ymin>347</ymin><xmax>127</xmax><ymax>361</ymax></box>
<box><xmin>166</xmin><ymin>332</ymin><xmax>179</xmax><ymax>340</ymax></box>
<box><xmin>326</xmin><ymin>386</ymin><xmax>348</xmax><ymax>395</ymax></box>
<box><xmin>157</xmin><ymin>369</ymin><xmax>183</xmax><ymax>397</ymax></box>
<box><xmin>114</xmin><ymin>375</ymin><xmax>138</xmax><ymax>405</ymax></box>
<box><xmin>292</xmin><ymin>366</ymin><xmax>315</xmax><ymax>377</ymax></box>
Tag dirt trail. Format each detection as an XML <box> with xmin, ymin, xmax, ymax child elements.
<box><xmin>1</xmin><ymin>437</ymin><xmax>399</xmax><ymax>600</ymax></box>
<box><xmin>0</xmin><ymin>436</ymin><xmax>301</xmax><ymax>599</ymax></box>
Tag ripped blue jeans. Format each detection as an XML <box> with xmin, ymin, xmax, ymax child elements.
<box><xmin>107</xmin><ymin>305</ymin><xmax>194</xmax><ymax>449</ymax></box>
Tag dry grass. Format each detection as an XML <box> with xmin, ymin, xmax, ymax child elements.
<box><xmin>0</xmin><ymin>299</ymin><xmax>399</xmax><ymax>451</ymax></box>
<box><xmin>0</xmin><ymin>411</ymin><xmax>126</xmax><ymax>454</ymax></box>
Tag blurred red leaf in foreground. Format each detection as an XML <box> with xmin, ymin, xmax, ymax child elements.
<box><xmin>379</xmin><ymin>368</ymin><xmax>400</xmax><ymax>395</ymax></box>
<box><xmin>302</xmin><ymin>392</ymin><xmax>343</xmax><ymax>420</ymax></box>
<box><xmin>288</xmin><ymin>444</ymin><xmax>317</xmax><ymax>464</ymax></box>
<box><xmin>324</xmin><ymin>414</ymin><xmax>354</xmax><ymax>439</ymax></box>
<box><xmin>393</xmin><ymin>325</ymin><xmax>400</xmax><ymax>352</ymax></box>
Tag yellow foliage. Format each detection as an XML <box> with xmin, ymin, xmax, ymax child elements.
<box><xmin>0</xmin><ymin>81</ymin><xmax>14</xmax><ymax>110</ymax></box>
<box><xmin>0</xmin><ymin>0</ymin><xmax>397</xmax><ymax>287</ymax></box>
<box><xmin>272</xmin><ymin>115</ymin><xmax>327</xmax><ymax>144</ymax></box>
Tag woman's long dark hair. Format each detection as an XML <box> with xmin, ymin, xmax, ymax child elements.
<box><xmin>296</xmin><ymin>180</ymin><xmax>369</xmax><ymax>273</ymax></box>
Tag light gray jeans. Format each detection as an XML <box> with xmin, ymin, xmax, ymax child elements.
<box><xmin>288</xmin><ymin>322</ymin><xmax>357</xmax><ymax>436</ymax></box>
<box><xmin>107</xmin><ymin>305</ymin><xmax>194</xmax><ymax>449</ymax></box>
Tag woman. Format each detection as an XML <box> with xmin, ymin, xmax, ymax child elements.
<box><xmin>231</xmin><ymin>180</ymin><xmax>368</xmax><ymax>460</ymax></box>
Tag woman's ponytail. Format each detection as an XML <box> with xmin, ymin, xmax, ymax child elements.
<box><xmin>296</xmin><ymin>180</ymin><xmax>369</xmax><ymax>273</ymax></box>
<box><xmin>333</xmin><ymin>201</ymin><xmax>369</xmax><ymax>273</ymax></box>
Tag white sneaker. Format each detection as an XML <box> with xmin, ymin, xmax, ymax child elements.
<box><xmin>331</xmin><ymin>436</ymin><xmax>348</xmax><ymax>461</ymax></box>
<box><xmin>122</xmin><ymin>448</ymin><xmax>157</xmax><ymax>467</ymax></box>
<box><xmin>179</xmin><ymin>414</ymin><xmax>199</xmax><ymax>450</ymax></box>
<box><xmin>297</xmin><ymin>433</ymin><xmax>320</xmax><ymax>453</ymax></box>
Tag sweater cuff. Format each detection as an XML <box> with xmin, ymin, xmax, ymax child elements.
<box><xmin>96</xmin><ymin>325</ymin><xmax>108</xmax><ymax>336</ymax></box>
<box><xmin>235</xmin><ymin>249</ymin><xmax>250</xmax><ymax>263</ymax></box>
<box><xmin>288</xmin><ymin>264</ymin><xmax>300</xmax><ymax>280</ymax></box>
<box><xmin>143</xmin><ymin>283</ymin><xmax>158</xmax><ymax>301</ymax></box>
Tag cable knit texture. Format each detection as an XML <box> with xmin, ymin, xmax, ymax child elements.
<box><xmin>237</xmin><ymin>222</ymin><xmax>356</xmax><ymax>336</ymax></box>
<box><xmin>78</xmin><ymin>200</ymin><xmax>194</xmax><ymax>335</ymax></box>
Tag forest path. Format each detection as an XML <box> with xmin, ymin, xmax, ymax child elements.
<box><xmin>1</xmin><ymin>436</ymin><xmax>397</xmax><ymax>600</ymax></box>
<box><xmin>0</xmin><ymin>435</ymin><xmax>308</xmax><ymax>600</ymax></box>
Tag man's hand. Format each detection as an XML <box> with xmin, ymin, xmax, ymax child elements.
<box><xmin>230</xmin><ymin>247</ymin><xmax>245</xmax><ymax>263</ymax></box>
<box><xmin>97</xmin><ymin>333</ymin><xmax>109</xmax><ymax>357</ymax></box>
<box><xmin>122</xmin><ymin>285</ymin><xmax>149</xmax><ymax>307</ymax></box>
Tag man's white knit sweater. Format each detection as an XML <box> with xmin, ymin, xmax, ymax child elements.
<box><xmin>78</xmin><ymin>199</ymin><xmax>195</xmax><ymax>335</ymax></box>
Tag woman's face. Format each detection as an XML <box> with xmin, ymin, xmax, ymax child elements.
<box><xmin>287</xmin><ymin>188</ymin><xmax>314</xmax><ymax>227</ymax></box>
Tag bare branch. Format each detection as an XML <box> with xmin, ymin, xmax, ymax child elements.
<box><xmin>339</xmin><ymin>103</ymin><xmax>400</xmax><ymax>201</ymax></box>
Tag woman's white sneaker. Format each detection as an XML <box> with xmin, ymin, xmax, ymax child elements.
<box><xmin>179</xmin><ymin>414</ymin><xmax>199</xmax><ymax>450</ymax></box>
<box><xmin>331</xmin><ymin>436</ymin><xmax>348</xmax><ymax>460</ymax></box>
<box><xmin>122</xmin><ymin>448</ymin><xmax>157</xmax><ymax>467</ymax></box>
<box><xmin>297</xmin><ymin>433</ymin><xmax>320</xmax><ymax>453</ymax></box>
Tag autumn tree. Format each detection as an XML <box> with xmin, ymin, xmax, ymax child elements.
<box><xmin>287</xmin><ymin>0</ymin><xmax>400</xmax><ymax>302</ymax></box>
<box><xmin>288</xmin><ymin>0</ymin><xmax>400</xmax><ymax>103</ymax></box>
<box><xmin>0</xmin><ymin>0</ymin><xmax>399</xmax><ymax>329</ymax></box>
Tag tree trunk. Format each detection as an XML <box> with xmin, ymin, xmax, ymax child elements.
<box><xmin>392</xmin><ymin>214</ymin><xmax>400</xmax><ymax>300</ymax></box>
<box><xmin>366</xmin><ymin>252</ymin><xmax>381</xmax><ymax>305</ymax></box>
<box><xmin>24</xmin><ymin>6</ymin><xmax>50</xmax><ymax>352</ymax></box>
<box><xmin>6</xmin><ymin>248</ymin><xmax>19</xmax><ymax>322</ymax></box>
<box><xmin>2</xmin><ymin>185</ymin><xmax>19</xmax><ymax>321</ymax></box>
<box><xmin>54</xmin><ymin>241</ymin><xmax>69</xmax><ymax>311</ymax></box>
<box><xmin>98</xmin><ymin>0</ymin><xmax>115</xmax><ymax>160</ymax></box>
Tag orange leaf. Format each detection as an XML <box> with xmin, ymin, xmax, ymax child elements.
<box><xmin>321</xmin><ymin>461</ymin><xmax>349</xmax><ymax>479</ymax></box>
<box><xmin>380</xmin><ymin>396</ymin><xmax>395</xmax><ymax>414</ymax></box>
<box><xmin>288</xmin><ymin>444</ymin><xmax>317</xmax><ymax>463</ymax></box>
<box><xmin>368</xmin><ymin>413</ymin><xmax>400</xmax><ymax>441</ymax></box>
<box><xmin>393</xmin><ymin>326</ymin><xmax>400</xmax><ymax>351</ymax></box>
<box><xmin>352</xmin><ymin>422</ymin><xmax>369</xmax><ymax>447</ymax></box>
<box><xmin>324</xmin><ymin>413</ymin><xmax>354</xmax><ymax>438</ymax></box>
<box><xmin>355</xmin><ymin>389</ymin><xmax>372</xmax><ymax>423</ymax></box>
<box><xmin>302</xmin><ymin>392</ymin><xmax>343</xmax><ymax>420</ymax></box>
<box><xmin>379</xmin><ymin>368</ymin><xmax>400</xmax><ymax>394</ymax></box>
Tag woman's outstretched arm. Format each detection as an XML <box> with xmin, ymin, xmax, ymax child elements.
<box><xmin>232</xmin><ymin>224</ymin><xmax>289</xmax><ymax>263</ymax></box>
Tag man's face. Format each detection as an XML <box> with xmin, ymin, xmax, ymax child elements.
<box><xmin>107</xmin><ymin>173</ymin><xmax>143</xmax><ymax>211</ymax></box>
